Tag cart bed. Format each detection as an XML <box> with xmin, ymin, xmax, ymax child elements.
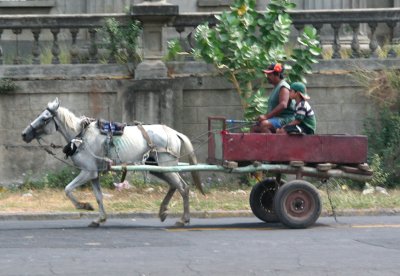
<box><xmin>207</xmin><ymin>117</ymin><xmax>368</xmax><ymax>165</ymax></box>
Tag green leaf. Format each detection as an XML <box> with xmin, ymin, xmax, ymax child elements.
<box><xmin>309</xmin><ymin>47</ymin><xmax>322</xmax><ymax>56</ymax></box>
<box><xmin>285</xmin><ymin>2</ymin><xmax>296</xmax><ymax>9</ymax></box>
<box><xmin>303</xmin><ymin>26</ymin><xmax>317</xmax><ymax>37</ymax></box>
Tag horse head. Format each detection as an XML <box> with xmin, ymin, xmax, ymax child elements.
<box><xmin>21</xmin><ymin>98</ymin><xmax>60</xmax><ymax>143</ymax></box>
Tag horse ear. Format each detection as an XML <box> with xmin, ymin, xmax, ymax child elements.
<box><xmin>48</xmin><ymin>98</ymin><xmax>60</xmax><ymax>112</ymax></box>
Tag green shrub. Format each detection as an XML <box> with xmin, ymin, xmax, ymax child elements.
<box><xmin>164</xmin><ymin>39</ymin><xmax>185</xmax><ymax>61</ymax></box>
<box><xmin>22</xmin><ymin>167</ymin><xmax>125</xmax><ymax>190</ymax></box>
<box><xmin>369</xmin><ymin>154</ymin><xmax>389</xmax><ymax>187</ymax></box>
<box><xmin>353</xmin><ymin>68</ymin><xmax>400</xmax><ymax>187</ymax></box>
<box><xmin>97</xmin><ymin>18</ymin><xmax>142</xmax><ymax>67</ymax></box>
<box><xmin>364</xmin><ymin>109</ymin><xmax>400</xmax><ymax>187</ymax></box>
<box><xmin>0</xmin><ymin>78</ymin><xmax>17</xmax><ymax>93</ymax></box>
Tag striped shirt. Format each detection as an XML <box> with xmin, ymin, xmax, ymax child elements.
<box><xmin>294</xmin><ymin>101</ymin><xmax>316</xmax><ymax>134</ymax></box>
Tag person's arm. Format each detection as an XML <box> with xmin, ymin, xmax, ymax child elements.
<box><xmin>265</xmin><ymin>86</ymin><xmax>290</xmax><ymax>119</ymax></box>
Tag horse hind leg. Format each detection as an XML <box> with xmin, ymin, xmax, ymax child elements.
<box><xmin>175</xmin><ymin>175</ymin><xmax>190</xmax><ymax>227</ymax></box>
<box><xmin>152</xmin><ymin>172</ymin><xmax>190</xmax><ymax>226</ymax></box>
<box><xmin>159</xmin><ymin>187</ymin><xmax>176</xmax><ymax>222</ymax></box>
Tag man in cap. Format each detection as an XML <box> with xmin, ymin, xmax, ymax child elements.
<box><xmin>277</xmin><ymin>82</ymin><xmax>316</xmax><ymax>135</ymax></box>
<box><xmin>253</xmin><ymin>63</ymin><xmax>295</xmax><ymax>133</ymax></box>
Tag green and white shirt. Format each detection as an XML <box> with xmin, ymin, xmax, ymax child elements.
<box><xmin>295</xmin><ymin>100</ymin><xmax>316</xmax><ymax>134</ymax></box>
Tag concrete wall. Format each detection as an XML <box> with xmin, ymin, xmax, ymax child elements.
<box><xmin>0</xmin><ymin>64</ymin><xmax>132</xmax><ymax>185</ymax></box>
<box><xmin>0</xmin><ymin>59</ymin><xmax>394</xmax><ymax>186</ymax></box>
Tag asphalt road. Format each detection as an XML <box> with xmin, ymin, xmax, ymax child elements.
<box><xmin>0</xmin><ymin>216</ymin><xmax>400</xmax><ymax>276</ymax></box>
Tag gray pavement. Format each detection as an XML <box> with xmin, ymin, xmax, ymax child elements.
<box><xmin>1</xmin><ymin>207</ymin><xmax>400</xmax><ymax>222</ymax></box>
<box><xmin>1</xmin><ymin>216</ymin><xmax>400</xmax><ymax>275</ymax></box>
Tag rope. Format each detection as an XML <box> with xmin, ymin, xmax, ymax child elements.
<box><xmin>37</xmin><ymin>138</ymin><xmax>81</xmax><ymax>169</ymax></box>
<box><xmin>319</xmin><ymin>179</ymin><xmax>338</xmax><ymax>223</ymax></box>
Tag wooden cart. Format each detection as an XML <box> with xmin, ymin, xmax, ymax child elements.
<box><xmin>112</xmin><ymin>117</ymin><xmax>373</xmax><ymax>229</ymax></box>
<box><xmin>207</xmin><ymin>116</ymin><xmax>372</xmax><ymax>228</ymax></box>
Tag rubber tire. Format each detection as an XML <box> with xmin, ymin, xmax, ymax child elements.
<box><xmin>274</xmin><ymin>180</ymin><xmax>322</xmax><ymax>229</ymax></box>
<box><xmin>249</xmin><ymin>179</ymin><xmax>282</xmax><ymax>223</ymax></box>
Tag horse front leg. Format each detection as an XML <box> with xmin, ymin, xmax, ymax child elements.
<box><xmin>65</xmin><ymin>170</ymin><xmax>97</xmax><ymax>212</ymax></box>
<box><xmin>89</xmin><ymin>177</ymin><xmax>107</xmax><ymax>227</ymax></box>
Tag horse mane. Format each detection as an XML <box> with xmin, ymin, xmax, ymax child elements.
<box><xmin>57</xmin><ymin>107</ymin><xmax>83</xmax><ymax>133</ymax></box>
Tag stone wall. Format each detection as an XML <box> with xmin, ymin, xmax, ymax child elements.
<box><xmin>0</xmin><ymin>59</ymin><xmax>395</xmax><ymax>185</ymax></box>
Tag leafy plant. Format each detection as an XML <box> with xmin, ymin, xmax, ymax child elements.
<box><xmin>352</xmin><ymin>67</ymin><xmax>400</xmax><ymax>111</ymax></box>
<box><xmin>369</xmin><ymin>154</ymin><xmax>389</xmax><ymax>187</ymax></box>
<box><xmin>353</xmin><ymin>67</ymin><xmax>400</xmax><ymax>187</ymax></box>
<box><xmin>164</xmin><ymin>39</ymin><xmax>185</xmax><ymax>61</ymax></box>
<box><xmin>0</xmin><ymin>78</ymin><xmax>17</xmax><ymax>93</ymax></box>
<box><xmin>193</xmin><ymin>0</ymin><xmax>321</xmax><ymax>120</ymax></box>
<box><xmin>98</xmin><ymin>18</ymin><xmax>142</xmax><ymax>67</ymax></box>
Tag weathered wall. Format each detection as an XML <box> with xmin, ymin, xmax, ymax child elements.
<box><xmin>0</xmin><ymin>59</ymin><xmax>394</xmax><ymax>185</ymax></box>
<box><xmin>0</xmin><ymin>64</ymin><xmax>132</xmax><ymax>185</ymax></box>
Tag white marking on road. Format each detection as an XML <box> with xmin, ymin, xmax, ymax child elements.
<box><xmin>167</xmin><ymin>227</ymin><xmax>278</xmax><ymax>232</ymax></box>
<box><xmin>351</xmin><ymin>224</ymin><xmax>400</xmax><ymax>228</ymax></box>
<box><xmin>85</xmin><ymin>242</ymin><xmax>101</xmax><ymax>246</ymax></box>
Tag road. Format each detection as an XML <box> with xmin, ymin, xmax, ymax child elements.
<box><xmin>0</xmin><ymin>216</ymin><xmax>400</xmax><ymax>276</ymax></box>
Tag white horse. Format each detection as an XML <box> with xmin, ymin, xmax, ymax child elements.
<box><xmin>21</xmin><ymin>98</ymin><xmax>203</xmax><ymax>227</ymax></box>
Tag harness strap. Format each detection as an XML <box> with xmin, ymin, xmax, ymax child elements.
<box><xmin>120</xmin><ymin>164</ymin><xmax>128</xmax><ymax>182</ymax></box>
<box><xmin>137</xmin><ymin>124</ymin><xmax>156</xmax><ymax>151</ymax></box>
<box><xmin>137</xmin><ymin>124</ymin><xmax>180</xmax><ymax>159</ymax></box>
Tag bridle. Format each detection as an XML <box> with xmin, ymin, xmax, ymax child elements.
<box><xmin>28</xmin><ymin>108</ymin><xmax>59</xmax><ymax>140</ymax></box>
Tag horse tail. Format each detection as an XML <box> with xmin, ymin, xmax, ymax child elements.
<box><xmin>176</xmin><ymin>132</ymin><xmax>205</xmax><ymax>195</ymax></box>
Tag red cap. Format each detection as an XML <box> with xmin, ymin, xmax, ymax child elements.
<box><xmin>262</xmin><ymin>63</ymin><xmax>283</xmax><ymax>74</ymax></box>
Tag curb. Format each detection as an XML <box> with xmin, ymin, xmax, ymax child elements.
<box><xmin>0</xmin><ymin>208</ymin><xmax>399</xmax><ymax>221</ymax></box>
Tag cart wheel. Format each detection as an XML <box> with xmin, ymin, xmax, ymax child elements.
<box><xmin>273</xmin><ymin>180</ymin><xmax>322</xmax><ymax>229</ymax></box>
<box><xmin>249</xmin><ymin>178</ymin><xmax>284</xmax><ymax>223</ymax></box>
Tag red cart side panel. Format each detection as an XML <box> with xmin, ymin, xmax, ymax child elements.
<box><xmin>221</xmin><ymin>133</ymin><xmax>367</xmax><ymax>164</ymax></box>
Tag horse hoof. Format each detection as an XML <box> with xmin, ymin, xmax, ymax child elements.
<box><xmin>159</xmin><ymin>212</ymin><xmax>168</xmax><ymax>222</ymax></box>
<box><xmin>84</xmin><ymin>203</ymin><xmax>95</xmax><ymax>211</ymax></box>
<box><xmin>175</xmin><ymin>220</ymin><xmax>189</xmax><ymax>227</ymax></box>
<box><xmin>88</xmin><ymin>221</ymin><xmax>100</xmax><ymax>228</ymax></box>
<box><xmin>78</xmin><ymin>202</ymin><xmax>95</xmax><ymax>211</ymax></box>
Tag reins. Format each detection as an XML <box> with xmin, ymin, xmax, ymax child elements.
<box><xmin>37</xmin><ymin>138</ymin><xmax>78</xmax><ymax>168</ymax></box>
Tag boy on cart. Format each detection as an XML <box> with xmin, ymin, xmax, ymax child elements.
<box><xmin>277</xmin><ymin>82</ymin><xmax>316</xmax><ymax>135</ymax></box>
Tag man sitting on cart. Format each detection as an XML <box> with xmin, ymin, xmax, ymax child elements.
<box><xmin>252</xmin><ymin>63</ymin><xmax>295</xmax><ymax>133</ymax></box>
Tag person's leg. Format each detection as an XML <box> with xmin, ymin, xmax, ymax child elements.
<box><xmin>259</xmin><ymin>120</ymin><xmax>274</xmax><ymax>133</ymax></box>
<box><xmin>260</xmin><ymin>117</ymin><xmax>282</xmax><ymax>133</ymax></box>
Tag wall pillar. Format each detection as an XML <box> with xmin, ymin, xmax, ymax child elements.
<box><xmin>393</xmin><ymin>0</ymin><xmax>400</xmax><ymax>43</ymax></box>
<box><xmin>122</xmin><ymin>79</ymin><xmax>183</xmax><ymax>131</ymax></box>
<box><xmin>131</xmin><ymin>1</ymin><xmax>178</xmax><ymax>80</ymax></box>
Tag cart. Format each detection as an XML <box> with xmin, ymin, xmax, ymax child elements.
<box><xmin>112</xmin><ymin>116</ymin><xmax>373</xmax><ymax>229</ymax></box>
